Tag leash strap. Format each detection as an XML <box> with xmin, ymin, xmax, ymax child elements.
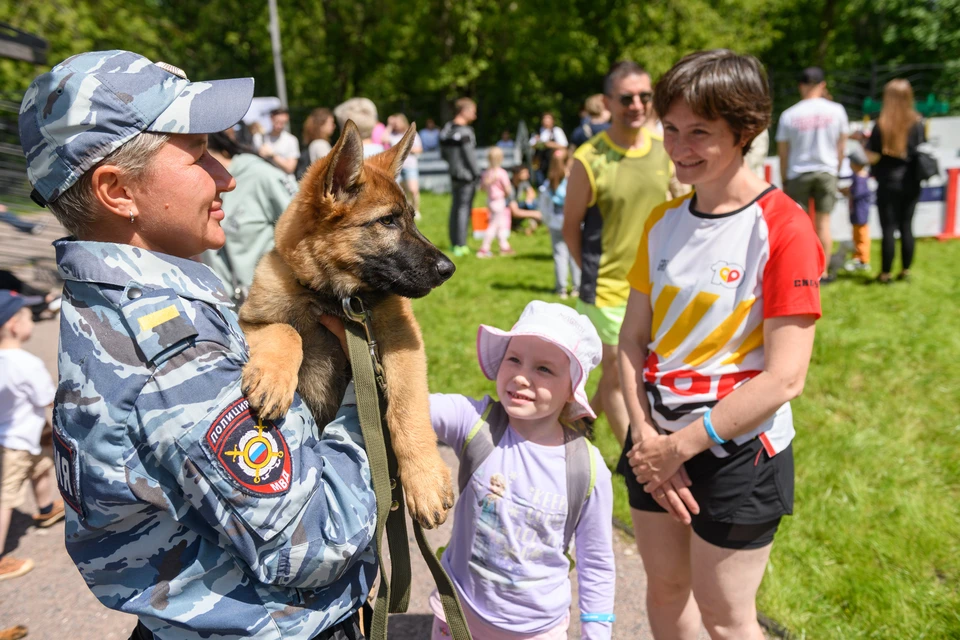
<box><xmin>344</xmin><ymin>318</ymin><xmax>472</xmax><ymax>640</ymax></box>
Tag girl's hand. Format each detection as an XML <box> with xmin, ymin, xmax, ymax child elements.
<box><xmin>628</xmin><ymin>433</ymin><xmax>684</xmax><ymax>489</ymax></box>
<box><xmin>650</xmin><ymin>466</ymin><xmax>699</xmax><ymax>525</ymax></box>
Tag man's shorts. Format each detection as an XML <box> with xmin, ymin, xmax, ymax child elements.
<box><xmin>400</xmin><ymin>165</ymin><xmax>419</xmax><ymax>182</ymax></box>
<box><xmin>0</xmin><ymin>445</ymin><xmax>53</xmax><ymax>510</ymax></box>
<box><xmin>576</xmin><ymin>300</ymin><xmax>626</xmax><ymax>346</ymax></box>
<box><xmin>617</xmin><ymin>430</ymin><xmax>794</xmax><ymax>549</ymax></box>
<box><xmin>785</xmin><ymin>171</ymin><xmax>838</xmax><ymax>215</ymax></box>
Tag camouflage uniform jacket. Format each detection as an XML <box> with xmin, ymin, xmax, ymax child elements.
<box><xmin>51</xmin><ymin>239</ymin><xmax>377</xmax><ymax>639</ymax></box>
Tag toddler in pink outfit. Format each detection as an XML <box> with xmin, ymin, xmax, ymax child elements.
<box><xmin>478</xmin><ymin>146</ymin><xmax>514</xmax><ymax>258</ymax></box>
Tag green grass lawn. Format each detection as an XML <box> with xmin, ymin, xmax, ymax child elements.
<box><xmin>411</xmin><ymin>191</ymin><xmax>960</xmax><ymax>639</ymax></box>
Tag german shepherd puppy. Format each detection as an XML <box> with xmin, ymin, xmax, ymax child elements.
<box><xmin>239</xmin><ymin>121</ymin><xmax>456</xmax><ymax>528</ymax></box>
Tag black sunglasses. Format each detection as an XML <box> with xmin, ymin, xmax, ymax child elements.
<box><xmin>618</xmin><ymin>92</ymin><xmax>653</xmax><ymax>107</ymax></box>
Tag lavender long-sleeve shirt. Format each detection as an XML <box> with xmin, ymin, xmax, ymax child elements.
<box><xmin>430</xmin><ymin>393</ymin><xmax>616</xmax><ymax>639</ymax></box>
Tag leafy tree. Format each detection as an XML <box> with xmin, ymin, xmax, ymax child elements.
<box><xmin>1</xmin><ymin>0</ymin><xmax>956</xmax><ymax>144</ymax></box>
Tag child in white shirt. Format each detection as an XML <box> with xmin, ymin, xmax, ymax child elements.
<box><xmin>0</xmin><ymin>290</ymin><xmax>62</xmax><ymax>583</ymax></box>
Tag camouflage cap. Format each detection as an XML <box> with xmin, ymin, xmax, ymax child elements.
<box><xmin>19</xmin><ymin>50</ymin><xmax>254</xmax><ymax>206</ymax></box>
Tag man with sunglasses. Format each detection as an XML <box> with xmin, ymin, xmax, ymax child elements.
<box><xmin>563</xmin><ymin>60</ymin><xmax>673</xmax><ymax>448</ymax></box>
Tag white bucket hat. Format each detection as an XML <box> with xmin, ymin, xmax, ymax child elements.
<box><xmin>476</xmin><ymin>300</ymin><xmax>602</xmax><ymax>420</ymax></box>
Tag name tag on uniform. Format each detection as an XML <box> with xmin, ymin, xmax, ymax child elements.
<box><xmin>52</xmin><ymin>428</ymin><xmax>84</xmax><ymax>518</ymax></box>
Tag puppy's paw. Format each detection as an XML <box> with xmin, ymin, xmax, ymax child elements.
<box><xmin>401</xmin><ymin>455</ymin><xmax>455</xmax><ymax>530</ymax></box>
<box><xmin>241</xmin><ymin>357</ymin><xmax>299</xmax><ymax>421</ymax></box>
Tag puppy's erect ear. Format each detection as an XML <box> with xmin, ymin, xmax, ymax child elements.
<box><xmin>323</xmin><ymin>120</ymin><xmax>364</xmax><ymax>198</ymax></box>
<box><xmin>375</xmin><ymin>123</ymin><xmax>417</xmax><ymax>179</ymax></box>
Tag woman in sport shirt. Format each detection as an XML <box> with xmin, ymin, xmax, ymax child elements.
<box><xmin>617</xmin><ymin>50</ymin><xmax>824</xmax><ymax>640</ymax></box>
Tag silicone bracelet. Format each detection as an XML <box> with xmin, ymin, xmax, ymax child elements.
<box><xmin>580</xmin><ymin>613</ymin><xmax>616</xmax><ymax>623</ymax></box>
<box><xmin>703</xmin><ymin>408</ymin><xmax>727</xmax><ymax>445</ymax></box>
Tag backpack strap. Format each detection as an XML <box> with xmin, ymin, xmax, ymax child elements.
<box><xmin>562</xmin><ymin>430</ymin><xmax>597</xmax><ymax>553</ymax></box>
<box><xmin>458</xmin><ymin>401</ymin><xmax>508</xmax><ymax>493</ymax></box>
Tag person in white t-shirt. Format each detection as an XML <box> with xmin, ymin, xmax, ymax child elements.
<box><xmin>776</xmin><ymin>67</ymin><xmax>849</xmax><ymax>283</ymax></box>
<box><xmin>259</xmin><ymin>108</ymin><xmax>300</xmax><ymax>175</ymax></box>
<box><xmin>0</xmin><ymin>291</ymin><xmax>63</xmax><ymax>583</ymax></box>
<box><xmin>530</xmin><ymin>112</ymin><xmax>569</xmax><ymax>184</ymax></box>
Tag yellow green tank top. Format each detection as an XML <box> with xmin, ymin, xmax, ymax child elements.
<box><xmin>573</xmin><ymin>130</ymin><xmax>672</xmax><ymax>308</ymax></box>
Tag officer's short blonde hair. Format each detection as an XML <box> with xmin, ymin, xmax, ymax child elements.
<box><xmin>49</xmin><ymin>132</ymin><xmax>170</xmax><ymax>238</ymax></box>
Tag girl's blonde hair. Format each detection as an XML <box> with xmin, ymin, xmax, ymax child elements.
<box><xmin>560</xmin><ymin>409</ymin><xmax>592</xmax><ymax>438</ymax></box>
<box><xmin>877</xmin><ymin>79</ymin><xmax>920</xmax><ymax>159</ymax></box>
<box><xmin>487</xmin><ymin>145</ymin><xmax>504</xmax><ymax>168</ymax></box>
<box><xmin>547</xmin><ymin>148</ymin><xmax>571</xmax><ymax>191</ymax></box>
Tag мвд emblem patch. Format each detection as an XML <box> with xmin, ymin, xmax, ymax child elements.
<box><xmin>206</xmin><ymin>398</ymin><xmax>292</xmax><ymax>496</ymax></box>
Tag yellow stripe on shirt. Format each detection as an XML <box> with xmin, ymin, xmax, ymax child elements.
<box><xmin>137</xmin><ymin>305</ymin><xmax>180</xmax><ymax>332</ymax></box>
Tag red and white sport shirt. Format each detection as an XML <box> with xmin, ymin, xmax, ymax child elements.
<box><xmin>626</xmin><ymin>187</ymin><xmax>825</xmax><ymax>457</ymax></box>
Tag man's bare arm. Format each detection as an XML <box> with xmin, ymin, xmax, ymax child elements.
<box><xmin>563</xmin><ymin>159</ymin><xmax>592</xmax><ymax>269</ymax></box>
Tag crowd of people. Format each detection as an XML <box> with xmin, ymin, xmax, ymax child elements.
<box><xmin>0</xmin><ymin>41</ymin><xmax>939</xmax><ymax>640</ymax></box>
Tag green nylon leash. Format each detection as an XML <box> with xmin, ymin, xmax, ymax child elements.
<box><xmin>345</xmin><ymin>320</ymin><xmax>472</xmax><ymax>640</ymax></box>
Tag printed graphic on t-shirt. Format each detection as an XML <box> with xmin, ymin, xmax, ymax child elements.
<box><xmin>711</xmin><ymin>261</ymin><xmax>745</xmax><ymax>289</ymax></box>
<box><xmin>469</xmin><ymin>469</ymin><xmax>567</xmax><ymax>585</ymax></box>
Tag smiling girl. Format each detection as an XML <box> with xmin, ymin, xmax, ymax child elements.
<box><xmin>427</xmin><ymin>301</ymin><xmax>615</xmax><ymax>640</ymax></box>
<box><xmin>616</xmin><ymin>50</ymin><xmax>824</xmax><ymax>639</ymax></box>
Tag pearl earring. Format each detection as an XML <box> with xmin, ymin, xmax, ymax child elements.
<box><xmin>129</xmin><ymin>211</ymin><xmax>135</xmax><ymax>224</ymax></box>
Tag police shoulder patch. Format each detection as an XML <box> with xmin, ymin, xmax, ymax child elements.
<box><xmin>206</xmin><ymin>398</ymin><xmax>292</xmax><ymax>496</ymax></box>
<box><xmin>52</xmin><ymin>427</ymin><xmax>85</xmax><ymax>518</ymax></box>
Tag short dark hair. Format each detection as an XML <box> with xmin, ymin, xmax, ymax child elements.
<box><xmin>454</xmin><ymin>97</ymin><xmax>476</xmax><ymax>115</ymax></box>
<box><xmin>653</xmin><ymin>49</ymin><xmax>771</xmax><ymax>154</ymax></box>
<box><xmin>798</xmin><ymin>66</ymin><xmax>825</xmax><ymax>85</ymax></box>
<box><xmin>603</xmin><ymin>60</ymin><xmax>648</xmax><ymax>96</ymax></box>
<box><xmin>269</xmin><ymin>107</ymin><xmax>289</xmax><ymax>117</ymax></box>
<box><xmin>208</xmin><ymin>130</ymin><xmax>258</xmax><ymax>159</ymax></box>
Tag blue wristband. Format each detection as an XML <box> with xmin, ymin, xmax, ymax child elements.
<box><xmin>580</xmin><ymin>613</ymin><xmax>616</xmax><ymax>623</ymax></box>
<box><xmin>703</xmin><ymin>408</ymin><xmax>726</xmax><ymax>445</ymax></box>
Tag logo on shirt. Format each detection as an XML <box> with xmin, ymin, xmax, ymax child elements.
<box><xmin>711</xmin><ymin>261</ymin><xmax>745</xmax><ymax>289</ymax></box>
<box><xmin>657</xmin><ymin>259</ymin><xmax>669</xmax><ymax>272</ymax></box>
<box><xmin>207</xmin><ymin>398</ymin><xmax>292</xmax><ymax>496</ymax></box>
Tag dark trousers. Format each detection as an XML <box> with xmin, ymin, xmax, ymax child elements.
<box><xmin>449</xmin><ymin>178</ymin><xmax>476</xmax><ymax>247</ymax></box>
<box><xmin>128</xmin><ymin>614</ymin><xmax>364</xmax><ymax>640</ymax></box>
<box><xmin>876</xmin><ymin>187</ymin><xmax>919</xmax><ymax>274</ymax></box>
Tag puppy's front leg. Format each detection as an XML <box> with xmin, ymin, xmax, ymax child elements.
<box><xmin>240</xmin><ymin>321</ymin><xmax>304</xmax><ymax>421</ymax></box>
<box><xmin>371</xmin><ymin>296</ymin><xmax>454</xmax><ymax>529</ymax></box>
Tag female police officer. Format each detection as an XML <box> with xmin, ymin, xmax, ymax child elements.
<box><xmin>19</xmin><ymin>51</ymin><xmax>376</xmax><ymax>639</ymax></box>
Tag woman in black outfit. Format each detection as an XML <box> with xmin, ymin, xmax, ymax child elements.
<box><xmin>866</xmin><ymin>78</ymin><xmax>925</xmax><ymax>283</ymax></box>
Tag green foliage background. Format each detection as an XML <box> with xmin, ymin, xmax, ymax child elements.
<box><xmin>3</xmin><ymin>0</ymin><xmax>960</xmax><ymax>143</ymax></box>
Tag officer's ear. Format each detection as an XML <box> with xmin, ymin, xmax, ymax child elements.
<box><xmin>90</xmin><ymin>164</ymin><xmax>138</xmax><ymax>223</ymax></box>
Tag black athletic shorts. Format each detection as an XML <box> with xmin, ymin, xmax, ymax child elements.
<box><xmin>129</xmin><ymin>613</ymin><xmax>364</xmax><ymax>640</ymax></box>
<box><xmin>617</xmin><ymin>429</ymin><xmax>794</xmax><ymax>550</ymax></box>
